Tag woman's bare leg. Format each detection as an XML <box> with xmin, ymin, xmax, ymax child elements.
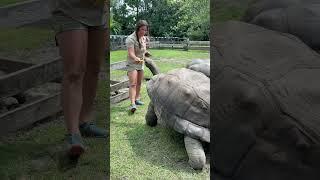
<box><xmin>128</xmin><ymin>70</ymin><xmax>138</xmax><ymax>105</ymax></box>
<box><xmin>57</xmin><ymin>30</ymin><xmax>88</xmax><ymax>134</ymax></box>
<box><xmin>135</xmin><ymin>70</ymin><xmax>144</xmax><ymax>100</ymax></box>
<box><xmin>79</xmin><ymin>28</ymin><xmax>107</xmax><ymax>123</ymax></box>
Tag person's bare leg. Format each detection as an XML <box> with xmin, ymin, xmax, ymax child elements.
<box><xmin>128</xmin><ymin>70</ymin><xmax>138</xmax><ymax>105</ymax></box>
<box><xmin>135</xmin><ymin>70</ymin><xmax>144</xmax><ymax>101</ymax></box>
<box><xmin>79</xmin><ymin>28</ymin><xmax>107</xmax><ymax>123</ymax></box>
<box><xmin>57</xmin><ymin>30</ymin><xmax>88</xmax><ymax>134</ymax></box>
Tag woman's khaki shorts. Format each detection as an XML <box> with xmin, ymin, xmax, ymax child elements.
<box><xmin>51</xmin><ymin>11</ymin><xmax>107</xmax><ymax>46</ymax></box>
<box><xmin>126</xmin><ymin>61</ymin><xmax>144</xmax><ymax>72</ymax></box>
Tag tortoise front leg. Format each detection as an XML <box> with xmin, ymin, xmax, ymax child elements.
<box><xmin>145</xmin><ymin>102</ymin><xmax>157</xmax><ymax>126</ymax></box>
<box><xmin>174</xmin><ymin>118</ymin><xmax>210</xmax><ymax>143</ymax></box>
<box><xmin>184</xmin><ymin>136</ymin><xmax>206</xmax><ymax>170</ymax></box>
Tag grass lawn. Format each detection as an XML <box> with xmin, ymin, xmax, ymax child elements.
<box><xmin>0</xmin><ymin>79</ymin><xmax>109</xmax><ymax>179</ymax></box>
<box><xmin>0</xmin><ymin>27</ymin><xmax>54</xmax><ymax>61</ymax></box>
<box><xmin>110</xmin><ymin>49</ymin><xmax>210</xmax><ymax>63</ymax></box>
<box><xmin>110</xmin><ymin>49</ymin><xmax>210</xmax><ymax>81</ymax></box>
<box><xmin>110</xmin><ymin>49</ymin><xmax>210</xmax><ymax>179</ymax></box>
<box><xmin>0</xmin><ymin>0</ymin><xmax>25</xmax><ymax>7</ymax></box>
<box><xmin>0</xmin><ymin>27</ymin><xmax>53</xmax><ymax>52</ymax></box>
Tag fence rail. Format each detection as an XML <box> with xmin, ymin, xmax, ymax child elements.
<box><xmin>110</xmin><ymin>35</ymin><xmax>209</xmax><ymax>51</ymax></box>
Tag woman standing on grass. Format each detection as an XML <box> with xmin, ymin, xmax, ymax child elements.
<box><xmin>50</xmin><ymin>0</ymin><xmax>107</xmax><ymax>158</ymax></box>
<box><xmin>126</xmin><ymin>20</ymin><xmax>151</xmax><ymax>113</ymax></box>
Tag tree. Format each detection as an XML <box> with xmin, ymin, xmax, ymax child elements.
<box><xmin>110</xmin><ymin>12</ymin><xmax>122</xmax><ymax>35</ymax></box>
<box><xmin>111</xmin><ymin>0</ymin><xmax>209</xmax><ymax>40</ymax></box>
<box><xmin>177</xmin><ymin>0</ymin><xmax>210</xmax><ymax>40</ymax></box>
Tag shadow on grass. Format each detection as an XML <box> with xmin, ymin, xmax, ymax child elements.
<box><xmin>125</xmin><ymin>123</ymin><xmax>207</xmax><ymax>174</ymax></box>
<box><xmin>52</xmin><ymin>144</ymin><xmax>80</xmax><ymax>172</ymax></box>
<box><xmin>111</xmin><ymin>103</ymin><xmax>139</xmax><ymax>117</ymax></box>
<box><xmin>0</xmin><ymin>140</ymin><xmax>82</xmax><ymax>178</ymax></box>
<box><xmin>111</xmin><ymin>96</ymin><xmax>210</xmax><ymax>174</ymax></box>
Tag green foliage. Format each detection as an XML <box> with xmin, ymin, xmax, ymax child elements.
<box><xmin>110</xmin><ymin>12</ymin><xmax>122</xmax><ymax>35</ymax></box>
<box><xmin>145</xmin><ymin>0</ymin><xmax>183</xmax><ymax>37</ymax></box>
<box><xmin>177</xmin><ymin>0</ymin><xmax>210</xmax><ymax>40</ymax></box>
<box><xmin>111</xmin><ymin>0</ymin><xmax>209</xmax><ymax>40</ymax></box>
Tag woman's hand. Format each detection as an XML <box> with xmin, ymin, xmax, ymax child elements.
<box><xmin>128</xmin><ymin>47</ymin><xmax>143</xmax><ymax>64</ymax></box>
<box><xmin>134</xmin><ymin>57</ymin><xmax>144</xmax><ymax>64</ymax></box>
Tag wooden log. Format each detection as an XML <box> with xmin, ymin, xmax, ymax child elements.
<box><xmin>110</xmin><ymin>91</ymin><xmax>129</xmax><ymax>104</ymax></box>
<box><xmin>0</xmin><ymin>58</ymin><xmax>63</xmax><ymax>98</ymax></box>
<box><xmin>0</xmin><ymin>92</ymin><xmax>61</xmax><ymax>136</ymax></box>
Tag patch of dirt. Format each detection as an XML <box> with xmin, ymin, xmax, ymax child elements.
<box><xmin>30</xmin><ymin>156</ymin><xmax>54</xmax><ymax>172</ymax></box>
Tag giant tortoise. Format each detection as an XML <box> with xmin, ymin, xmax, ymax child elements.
<box><xmin>212</xmin><ymin>20</ymin><xmax>320</xmax><ymax>180</ymax></box>
<box><xmin>187</xmin><ymin>59</ymin><xmax>210</xmax><ymax>77</ymax></box>
<box><xmin>243</xmin><ymin>0</ymin><xmax>320</xmax><ymax>49</ymax></box>
<box><xmin>145</xmin><ymin>67</ymin><xmax>210</xmax><ymax>170</ymax></box>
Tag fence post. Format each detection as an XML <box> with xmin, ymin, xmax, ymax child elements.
<box><xmin>183</xmin><ymin>38</ymin><xmax>189</xmax><ymax>51</ymax></box>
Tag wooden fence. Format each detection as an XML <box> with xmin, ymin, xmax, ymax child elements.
<box><xmin>110</xmin><ymin>35</ymin><xmax>209</xmax><ymax>51</ymax></box>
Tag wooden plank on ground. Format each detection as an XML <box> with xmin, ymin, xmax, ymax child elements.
<box><xmin>0</xmin><ymin>58</ymin><xmax>32</xmax><ymax>74</ymax></box>
<box><xmin>0</xmin><ymin>92</ymin><xmax>61</xmax><ymax>136</ymax></box>
<box><xmin>110</xmin><ymin>80</ymin><xmax>119</xmax><ymax>84</ymax></box>
<box><xmin>110</xmin><ymin>80</ymin><xmax>129</xmax><ymax>92</ymax></box>
<box><xmin>110</xmin><ymin>91</ymin><xmax>129</xmax><ymax>104</ymax></box>
<box><xmin>110</xmin><ymin>61</ymin><xmax>127</xmax><ymax>70</ymax></box>
<box><xmin>0</xmin><ymin>58</ymin><xmax>63</xmax><ymax>98</ymax></box>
